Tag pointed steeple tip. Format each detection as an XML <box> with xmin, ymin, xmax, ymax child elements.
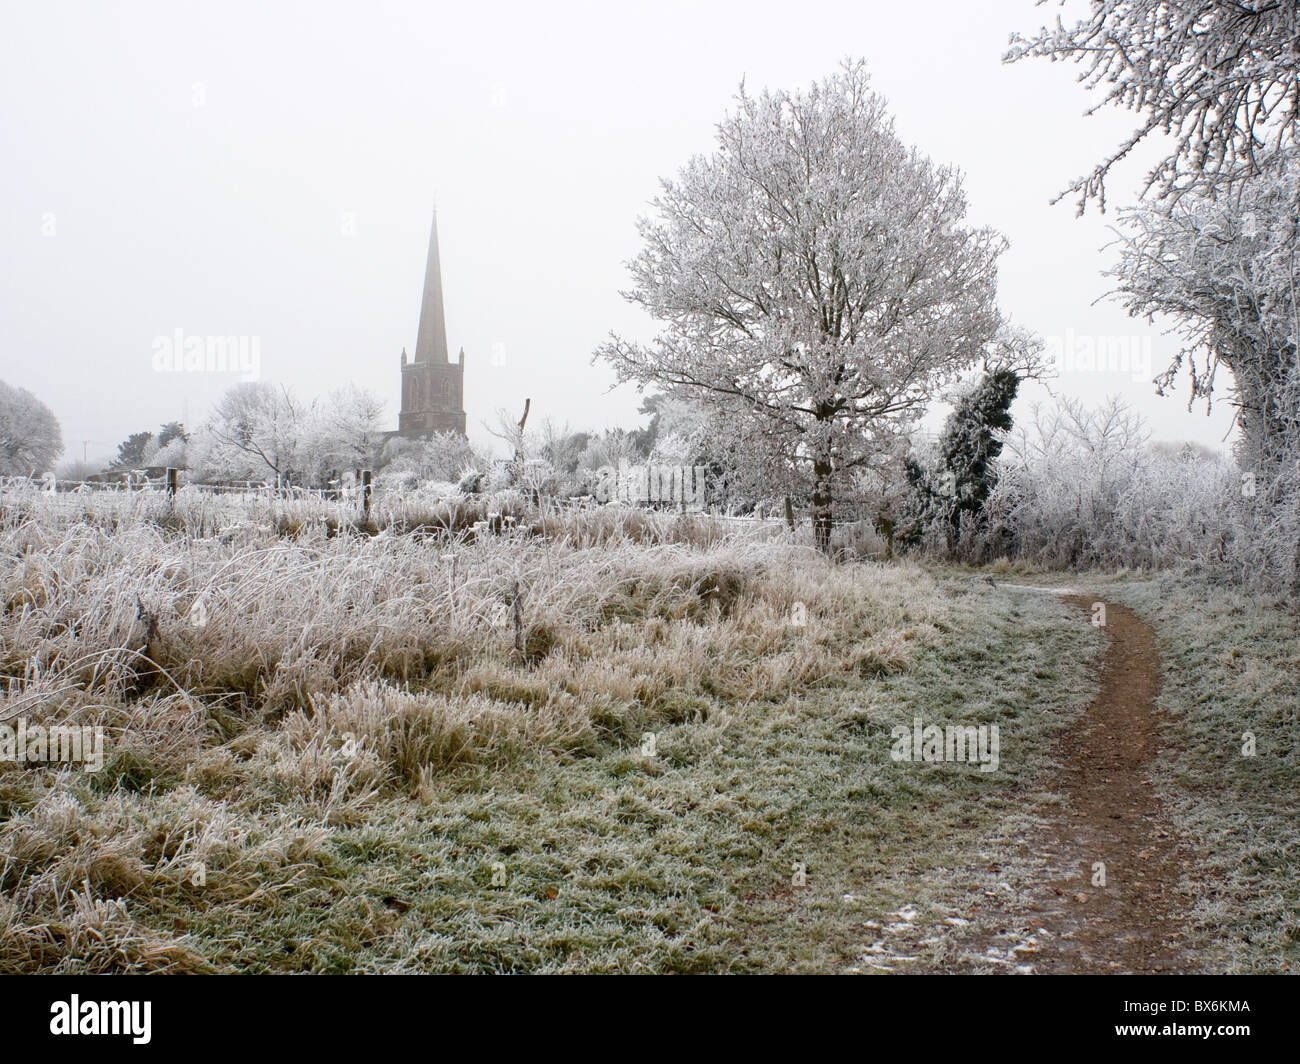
<box><xmin>413</xmin><ymin>212</ymin><xmax>450</xmax><ymax>363</ymax></box>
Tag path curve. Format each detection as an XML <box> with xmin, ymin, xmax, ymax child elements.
<box><xmin>956</xmin><ymin>593</ymin><xmax>1193</xmax><ymax>973</ymax></box>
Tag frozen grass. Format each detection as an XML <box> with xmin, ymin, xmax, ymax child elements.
<box><xmin>0</xmin><ymin>490</ymin><xmax>972</xmax><ymax>971</ymax></box>
<box><xmin>0</xmin><ymin>488</ymin><xmax>1172</xmax><ymax>972</ymax></box>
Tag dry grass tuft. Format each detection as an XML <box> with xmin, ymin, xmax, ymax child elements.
<box><xmin>0</xmin><ymin>487</ymin><xmax>957</xmax><ymax>972</ymax></box>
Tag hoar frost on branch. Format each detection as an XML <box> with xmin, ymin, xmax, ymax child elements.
<box><xmin>1107</xmin><ymin>149</ymin><xmax>1300</xmax><ymax>592</ymax></box>
<box><xmin>1007</xmin><ymin>0</ymin><xmax>1300</xmax><ymax>211</ymax></box>
<box><xmin>596</xmin><ymin>60</ymin><xmax>1006</xmax><ymax>551</ymax></box>
<box><xmin>1109</xmin><ymin>149</ymin><xmax>1300</xmax><ymax>468</ymax></box>
<box><xmin>997</xmin><ymin>2</ymin><xmax>1300</xmax><ymax>596</ymax></box>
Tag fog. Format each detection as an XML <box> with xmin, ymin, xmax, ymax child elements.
<box><xmin>0</xmin><ymin>0</ymin><xmax>1237</xmax><ymax>465</ymax></box>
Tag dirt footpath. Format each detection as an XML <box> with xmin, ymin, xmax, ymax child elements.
<box><xmin>948</xmin><ymin>594</ymin><xmax>1196</xmax><ymax>973</ymax></box>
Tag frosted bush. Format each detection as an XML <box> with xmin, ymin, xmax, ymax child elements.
<box><xmin>958</xmin><ymin>396</ymin><xmax>1299</xmax><ymax>598</ymax></box>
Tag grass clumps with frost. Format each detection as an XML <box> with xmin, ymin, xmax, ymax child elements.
<box><xmin>6</xmin><ymin>493</ymin><xmax>1015</xmax><ymax>971</ymax></box>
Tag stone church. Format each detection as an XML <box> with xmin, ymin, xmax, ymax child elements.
<box><xmin>396</xmin><ymin>213</ymin><xmax>467</xmax><ymax>437</ymax></box>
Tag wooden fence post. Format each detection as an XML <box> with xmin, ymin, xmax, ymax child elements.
<box><xmin>511</xmin><ymin>579</ymin><xmax>524</xmax><ymax>658</ymax></box>
<box><xmin>361</xmin><ymin>469</ymin><xmax>373</xmax><ymax>519</ymax></box>
<box><xmin>166</xmin><ymin>468</ymin><xmax>178</xmax><ymax>499</ymax></box>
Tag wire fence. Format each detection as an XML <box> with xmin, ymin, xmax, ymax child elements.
<box><xmin>0</xmin><ymin>472</ymin><xmax>378</xmax><ymax>529</ymax></box>
<box><xmin>3</xmin><ymin>476</ymin><xmax>353</xmax><ymax>498</ymax></box>
<box><xmin>0</xmin><ymin>473</ymin><xmax>796</xmax><ymax>538</ymax></box>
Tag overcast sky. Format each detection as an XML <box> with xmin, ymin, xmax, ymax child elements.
<box><xmin>1</xmin><ymin>0</ymin><xmax>1239</xmax><ymax>465</ymax></box>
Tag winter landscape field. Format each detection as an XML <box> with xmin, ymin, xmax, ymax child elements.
<box><xmin>2</xmin><ymin>0</ymin><xmax>1299</xmax><ymax>1000</ymax></box>
<box><xmin>0</xmin><ymin>468</ymin><xmax>1296</xmax><ymax>975</ymax></box>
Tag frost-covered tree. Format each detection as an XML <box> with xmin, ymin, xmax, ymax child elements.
<box><xmin>145</xmin><ymin>422</ymin><xmax>189</xmax><ymax>469</ymax></box>
<box><xmin>0</xmin><ymin>380</ymin><xmax>62</xmax><ymax>476</ymax></box>
<box><xmin>535</xmin><ymin>419</ymin><xmax>588</xmax><ymax>478</ymax></box>
<box><xmin>597</xmin><ymin>60</ymin><xmax>1005</xmax><ymax>552</ymax></box>
<box><xmin>1110</xmin><ymin>154</ymin><xmax>1300</xmax><ymax>595</ymax></box>
<box><xmin>988</xmin><ymin>396</ymin><xmax>1149</xmax><ymax>565</ymax></box>
<box><xmin>380</xmin><ymin>431</ymin><xmax>481</xmax><ymax>484</ymax></box>
<box><xmin>633</xmin><ymin>391</ymin><xmax>808</xmax><ymax>514</ymax></box>
<box><xmin>113</xmin><ymin>421</ymin><xmax>190</xmax><ymax>470</ymax></box>
<box><xmin>577</xmin><ymin>427</ymin><xmax>642</xmax><ymax>474</ymax></box>
<box><xmin>986</xmin><ymin>396</ymin><xmax>1225</xmax><ymax>568</ymax></box>
<box><xmin>1008</xmin><ymin>0</ymin><xmax>1300</xmax><ymax>210</ymax></box>
<box><xmin>143</xmin><ymin>434</ymin><xmax>187</xmax><ymax>470</ymax></box>
<box><xmin>1109</xmin><ymin>149</ymin><xmax>1300</xmax><ymax>469</ymax></box>
<box><xmin>303</xmin><ymin>385</ymin><xmax>388</xmax><ymax>478</ymax></box>
<box><xmin>190</xmin><ymin>382</ymin><xmax>307</xmax><ymax>483</ymax></box>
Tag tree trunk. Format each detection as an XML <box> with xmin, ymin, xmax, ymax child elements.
<box><xmin>876</xmin><ymin>515</ymin><xmax>895</xmax><ymax>561</ymax></box>
<box><xmin>812</xmin><ymin>455</ymin><xmax>833</xmax><ymax>555</ymax></box>
<box><xmin>784</xmin><ymin>495</ymin><xmax>795</xmax><ymax>533</ymax></box>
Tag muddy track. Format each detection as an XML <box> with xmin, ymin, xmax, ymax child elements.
<box><xmin>949</xmin><ymin>594</ymin><xmax>1195</xmax><ymax>973</ymax></box>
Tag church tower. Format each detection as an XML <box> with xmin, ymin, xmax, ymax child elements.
<box><xmin>398</xmin><ymin>212</ymin><xmax>466</xmax><ymax>437</ymax></box>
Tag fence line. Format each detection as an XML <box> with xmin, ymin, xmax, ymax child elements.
<box><xmin>0</xmin><ymin>473</ymin><xmax>798</xmax><ymax>533</ymax></box>
<box><xmin>0</xmin><ymin>475</ymin><xmax>363</xmax><ymax>501</ymax></box>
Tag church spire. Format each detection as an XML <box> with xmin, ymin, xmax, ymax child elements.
<box><xmin>413</xmin><ymin>210</ymin><xmax>450</xmax><ymax>363</ymax></box>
